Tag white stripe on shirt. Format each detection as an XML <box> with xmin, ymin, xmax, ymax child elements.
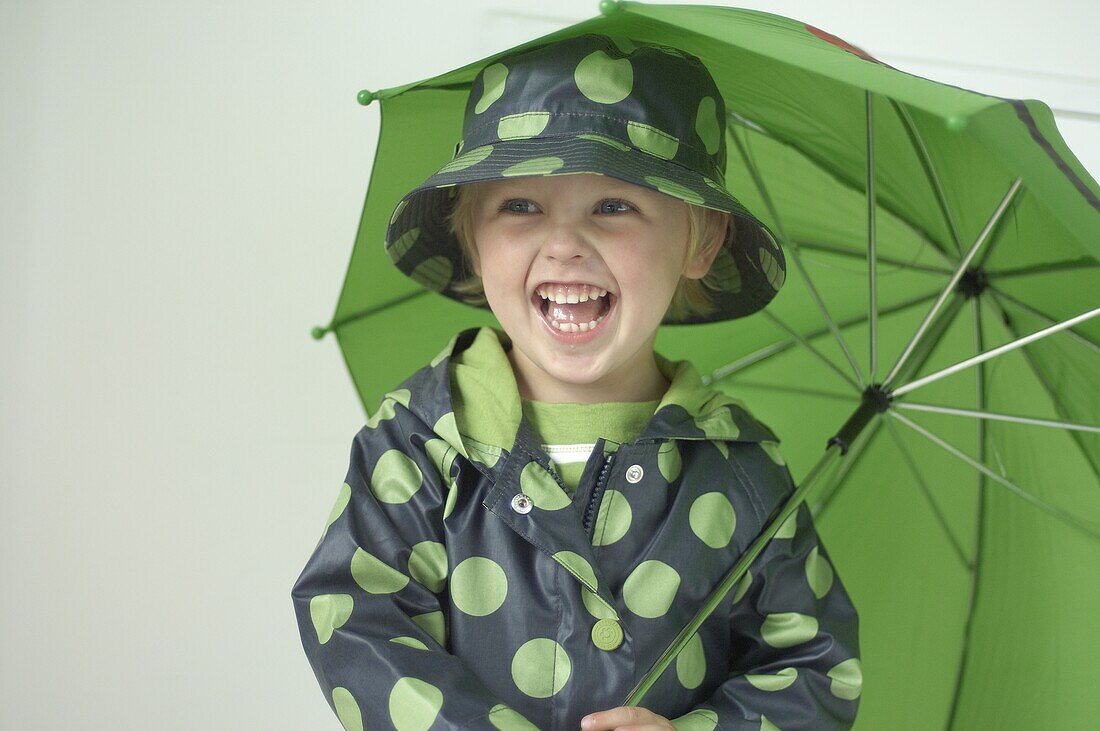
<box><xmin>540</xmin><ymin>443</ymin><xmax>597</xmax><ymax>465</ymax></box>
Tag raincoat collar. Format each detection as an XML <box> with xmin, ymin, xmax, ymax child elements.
<box><xmin>386</xmin><ymin>325</ymin><xmax>780</xmax><ymax>618</ymax></box>
<box><xmin>403</xmin><ymin>326</ymin><xmax>779</xmax><ymax>467</ymax></box>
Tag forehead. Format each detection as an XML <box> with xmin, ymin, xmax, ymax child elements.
<box><xmin>476</xmin><ymin>173</ymin><xmax>662</xmax><ymax>199</ymax></box>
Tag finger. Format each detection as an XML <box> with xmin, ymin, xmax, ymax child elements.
<box><xmin>582</xmin><ymin>705</ymin><xmax>656</xmax><ymax>730</ymax></box>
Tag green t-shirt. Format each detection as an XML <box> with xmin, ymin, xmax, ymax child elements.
<box><xmin>452</xmin><ymin>326</ymin><xmax>709</xmax><ymax>500</ymax></box>
<box><xmin>521</xmin><ymin>397</ymin><xmax>660</xmax><ymax>496</ymax></box>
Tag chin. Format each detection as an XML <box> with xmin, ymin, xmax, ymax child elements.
<box><xmin>544</xmin><ymin>359</ymin><xmax>605</xmax><ymax>380</ymax></box>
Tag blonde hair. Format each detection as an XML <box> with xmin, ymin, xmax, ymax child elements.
<box><xmin>444</xmin><ymin>181</ymin><xmax>734</xmax><ymax>321</ymax></box>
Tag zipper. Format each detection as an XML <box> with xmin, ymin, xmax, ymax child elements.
<box><xmin>582</xmin><ymin>452</ymin><xmax>615</xmax><ymax>536</ymax></box>
<box><xmin>543</xmin><ymin>457</ymin><xmax>571</xmax><ymax>496</ymax></box>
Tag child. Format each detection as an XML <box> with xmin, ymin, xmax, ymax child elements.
<box><xmin>292</xmin><ymin>33</ymin><xmax>861</xmax><ymax>731</ymax></box>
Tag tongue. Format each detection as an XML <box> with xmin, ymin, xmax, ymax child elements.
<box><xmin>546</xmin><ymin>298</ymin><xmax>603</xmax><ymax>323</ymax></box>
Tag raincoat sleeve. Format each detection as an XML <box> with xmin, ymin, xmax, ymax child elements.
<box><xmin>670</xmin><ymin>479</ymin><xmax>863</xmax><ymax>731</ymax></box>
<box><xmin>290</xmin><ymin>421</ymin><xmax>516</xmax><ymax>730</ymax></box>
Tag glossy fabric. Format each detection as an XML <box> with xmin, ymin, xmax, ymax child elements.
<box><xmin>291</xmin><ymin>326</ymin><xmax>862</xmax><ymax>730</ymax></box>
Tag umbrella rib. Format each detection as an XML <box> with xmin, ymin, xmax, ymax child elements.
<box><xmin>866</xmin><ymin>90</ymin><xmax>879</xmax><ymax>382</ymax></box>
<box><xmin>888</xmin><ymin>99</ymin><xmax>966</xmax><ymax>258</ymax></box>
<box><xmin>985</xmin><ymin>284</ymin><xmax>1100</xmax><ymax>356</ymax></box>
<box><xmin>706</xmin><ymin>288</ymin><xmax>942</xmax><ymax>383</ymax></box>
<box><xmin>986</xmin><ymin>256</ymin><xmax>1100</xmax><ymax>280</ymax></box>
<box><xmin>709</xmin><ymin>380</ymin><xmax>854</xmax><ymax>404</ymax></box>
<box><xmin>760</xmin><ymin>310</ymin><xmax>862</xmax><ymax>392</ymax></box>
<box><xmin>882</xmin><ymin>416</ymin><xmax>972</xmax><ymax>570</ymax></box>
<box><xmin>791</xmin><ymin>239</ymin><xmax>955</xmax><ymax>276</ymax></box>
<box><xmin>702</xmin><ymin>340</ymin><xmax>790</xmax><ymax>383</ymax></box>
<box><xmin>728</xmin><ymin>123</ymin><xmax>866</xmax><ymax>389</ymax></box>
<box><xmin>882</xmin><ymin>178</ymin><xmax>1023</xmax><ymax>389</ymax></box>
<box><xmin>985</xmin><ymin>288</ymin><xmax>1100</xmax><ymax>484</ymax></box>
<box><xmin>725</xmin><ymin>111</ymin><xmax>958</xmax><ymax>267</ymax></box>
<box><xmin>325</xmin><ymin>288</ymin><xmax>432</xmax><ymax>334</ymax></box>
<box><xmin>891</xmin><ymin>305</ymin><xmax>1100</xmax><ymax>397</ymax></box>
<box><xmin>943</xmin><ymin>296</ymin><xmax>989</xmax><ymax>731</ymax></box>
<box><xmin>888</xmin><ymin>410</ymin><xmax>1100</xmax><ymax>544</ymax></box>
<box><xmin>780</xmin><ymin>243</ymin><xmax>868</xmax><ymax>389</ymax></box>
<box><xmin>894</xmin><ymin>401</ymin><xmax>1100</xmax><ymax>433</ymax></box>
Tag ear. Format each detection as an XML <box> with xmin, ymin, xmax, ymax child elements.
<box><xmin>683</xmin><ymin>213</ymin><xmax>729</xmax><ymax>279</ymax></box>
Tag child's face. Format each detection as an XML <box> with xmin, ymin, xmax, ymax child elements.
<box><xmin>469</xmin><ymin>172</ymin><xmax>721</xmax><ymax>402</ymax></box>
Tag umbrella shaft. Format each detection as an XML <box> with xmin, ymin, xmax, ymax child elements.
<box><xmin>621</xmin><ymin>444</ymin><xmax>844</xmax><ymax>706</ymax></box>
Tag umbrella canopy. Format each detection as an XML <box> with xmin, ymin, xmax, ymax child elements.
<box><xmin>315</xmin><ymin>2</ymin><xmax>1100</xmax><ymax>727</ymax></box>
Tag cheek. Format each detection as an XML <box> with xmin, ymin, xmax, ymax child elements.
<box><xmin>471</xmin><ymin>234</ymin><xmax>501</xmax><ymax>280</ymax></box>
<box><xmin>621</xmin><ymin>256</ymin><xmax>680</xmax><ymax>296</ymax></box>
<box><xmin>477</xmin><ymin>248</ymin><xmax>526</xmax><ymax>297</ymax></box>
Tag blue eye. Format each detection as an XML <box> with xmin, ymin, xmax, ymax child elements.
<box><xmin>498</xmin><ymin>198</ymin><xmax>635</xmax><ymax>214</ymax></box>
<box><xmin>500</xmin><ymin>199</ymin><xmax>537</xmax><ymax>214</ymax></box>
<box><xmin>598</xmin><ymin>199</ymin><xmax>634</xmax><ymax>214</ymax></box>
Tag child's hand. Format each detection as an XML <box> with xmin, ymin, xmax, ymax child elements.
<box><xmin>580</xmin><ymin>706</ymin><xmax>674</xmax><ymax>730</ymax></box>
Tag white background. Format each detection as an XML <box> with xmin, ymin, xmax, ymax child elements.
<box><xmin>2</xmin><ymin>0</ymin><xmax>1097</xmax><ymax>728</ymax></box>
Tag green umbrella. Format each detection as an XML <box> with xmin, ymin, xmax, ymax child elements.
<box><xmin>313</xmin><ymin>1</ymin><xmax>1100</xmax><ymax>727</ymax></box>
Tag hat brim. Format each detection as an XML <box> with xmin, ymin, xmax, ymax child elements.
<box><xmin>384</xmin><ymin>134</ymin><xmax>786</xmax><ymax>324</ymax></box>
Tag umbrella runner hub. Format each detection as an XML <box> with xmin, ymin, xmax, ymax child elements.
<box><xmin>955</xmin><ymin>267</ymin><xmax>990</xmax><ymax>299</ymax></box>
<box><xmin>828</xmin><ymin>384</ymin><xmax>894</xmax><ymax>455</ymax></box>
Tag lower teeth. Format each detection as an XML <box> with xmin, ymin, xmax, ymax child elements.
<box><xmin>540</xmin><ymin>295</ymin><xmax>611</xmax><ymax>333</ymax></box>
<box><xmin>548</xmin><ymin>309</ymin><xmax>609</xmax><ymax>333</ymax></box>
<box><xmin>551</xmin><ymin>319</ymin><xmax>600</xmax><ymax>332</ymax></box>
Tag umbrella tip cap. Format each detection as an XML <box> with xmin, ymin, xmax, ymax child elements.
<box><xmin>357</xmin><ymin>89</ymin><xmax>376</xmax><ymax>106</ymax></box>
<box><xmin>945</xmin><ymin>114</ymin><xmax>968</xmax><ymax>132</ymax></box>
<box><xmin>311</xmin><ymin>325</ymin><xmax>328</xmax><ymax>340</ymax></box>
<box><xmin>599</xmin><ymin>0</ymin><xmax>622</xmax><ymax>16</ymax></box>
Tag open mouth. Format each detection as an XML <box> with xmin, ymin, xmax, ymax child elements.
<box><xmin>531</xmin><ymin>285</ymin><xmax>615</xmax><ymax>335</ymax></box>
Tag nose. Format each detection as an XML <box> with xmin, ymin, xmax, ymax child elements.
<box><xmin>538</xmin><ymin>222</ymin><xmax>595</xmax><ymax>264</ymax></box>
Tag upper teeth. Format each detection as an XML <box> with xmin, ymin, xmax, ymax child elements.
<box><xmin>536</xmin><ymin>284</ymin><xmax>609</xmax><ymax>304</ymax></box>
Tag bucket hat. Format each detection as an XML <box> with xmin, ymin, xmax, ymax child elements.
<box><xmin>383</xmin><ymin>32</ymin><xmax>787</xmax><ymax>324</ymax></box>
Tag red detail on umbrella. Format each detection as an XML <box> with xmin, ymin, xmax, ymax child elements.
<box><xmin>804</xmin><ymin>24</ymin><xmax>892</xmax><ymax>67</ymax></box>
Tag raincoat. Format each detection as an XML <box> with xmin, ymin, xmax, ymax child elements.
<box><xmin>291</xmin><ymin>326</ymin><xmax>862</xmax><ymax>730</ymax></box>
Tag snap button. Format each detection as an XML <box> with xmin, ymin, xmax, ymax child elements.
<box><xmin>591</xmin><ymin>618</ymin><xmax>624</xmax><ymax>651</ymax></box>
<box><xmin>510</xmin><ymin>493</ymin><xmax>533</xmax><ymax>514</ymax></box>
<box><xmin>625</xmin><ymin>464</ymin><xmax>644</xmax><ymax>483</ymax></box>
